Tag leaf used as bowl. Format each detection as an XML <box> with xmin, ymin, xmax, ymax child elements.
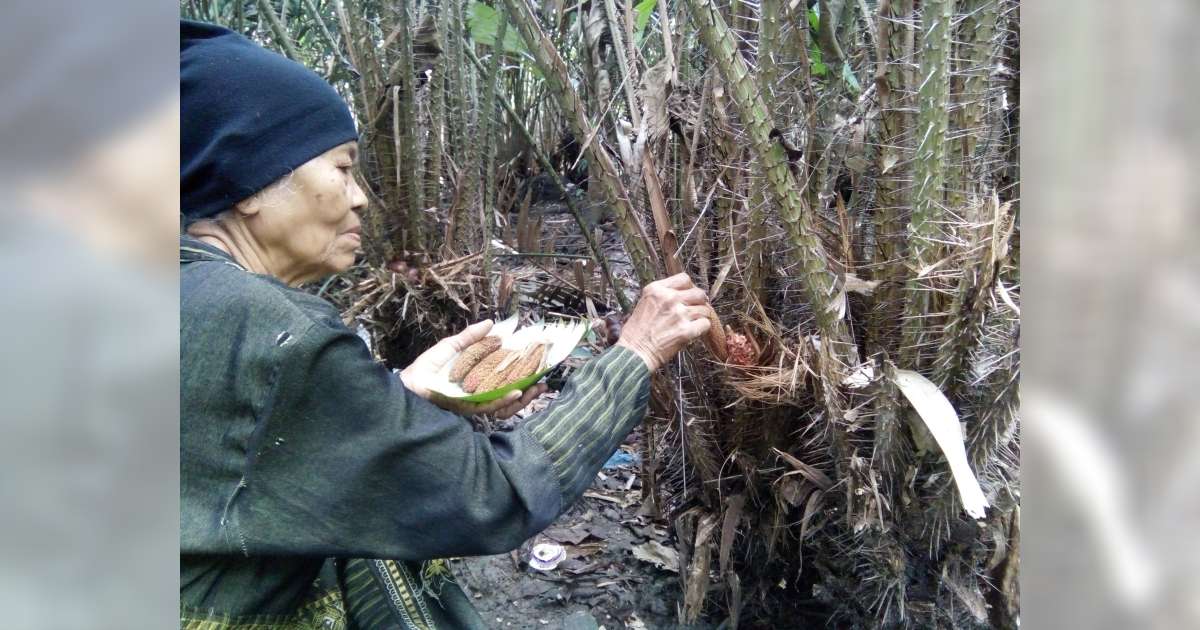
<box><xmin>425</xmin><ymin>317</ymin><xmax>589</xmax><ymax>403</ymax></box>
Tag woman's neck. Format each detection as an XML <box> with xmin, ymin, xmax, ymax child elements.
<box><xmin>187</xmin><ymin>219</ymin><xmax>288</xmax><ymax>283</ymax></box>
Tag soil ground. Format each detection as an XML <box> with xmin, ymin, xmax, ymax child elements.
<box><xmin>453</xmin><ymin>432</ymin><xmax>715</xmax><ymax>630</ymax></box>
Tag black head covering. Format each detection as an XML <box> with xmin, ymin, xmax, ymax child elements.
<box><xmin>180</xmin><ymin>20</ymin><xmax>358</xmax><ymax>221</ymax></box>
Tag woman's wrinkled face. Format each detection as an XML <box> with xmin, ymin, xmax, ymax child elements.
<box><xmin>240</xmin><ymin>141</ymin><xmax>367</xmax><ymax>284</ymax></box>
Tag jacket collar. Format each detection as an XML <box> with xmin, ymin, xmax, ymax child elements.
<box><xmin>179</xmin><ymin>235</ymin><xmax>247</xmax><ymax>271</ymax></box>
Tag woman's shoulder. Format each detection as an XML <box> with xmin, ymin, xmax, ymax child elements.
<box><xmin>182</xmin><ymin>259</ymin><xmax>346</xmax><ymax>338</ymax></box>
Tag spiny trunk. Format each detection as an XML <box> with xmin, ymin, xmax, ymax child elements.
<box><xmin>503</xmin><ymin>0</ymin><xmax>662</xmax><ymax>287</ymax></box>
<box><xmin>744</xmin><ymin>0</ymin><xmax>783</xmax><ymax>303</ymax></box>
<box><xmin>445</xmin><ymin>0</ymin><xmax>469</xmax><ymax>251</ymax></box>
<box><xmin>869</xmin><ymin>0</ymin><xmax>915</xmax><ymax>356</ymax></box>
<box><xmin>932</xmin><ymin>195</ymin><xmax>1013</xmax><ymax>398</ymax></box>
<box><xmin>899</xmin><ymin>0</ymin><xmax>954</xmax><ymax>371</ymax></box>
<box><xmin>334</xmin><ymin>0</ymin><xmax>402</xmax><ymax>257</ymax></box>
<box><xmin>469</xmin><ymin>31</ymin><xmax>635</xmax><ymax>311</ymax></box>
<box><xmin>478</xmin><ymin>4</ymin><xmax>509</xmax><ymax>293</ymax></box>
<box><xmin>257</xmin><ymin>0</ymin><xmax>302</xmax><ymax>61</ymax></box>
<box><xmin>425</xmin><ymin>1</ymin><xmax>446</xmax><ymax>221</ymax></box>
<box><xmin>685</xmin><ymin>0</ymin><xmax>850</xmax><ymax>352</ymax></box>
<box><xmin>946</xmin><ymin>0</ymin><xmax>1000</xmax><ymax>211</ymax></box>
<box><xmin>395</xmin><ymin>0</ymin><xmax>424</xmax><ymax>251</ymax></box>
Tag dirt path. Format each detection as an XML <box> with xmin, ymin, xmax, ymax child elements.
<box><xmin>453</xmin><ymin>439</ymin><xmax>712</xmax><ymax>630</ymax></box>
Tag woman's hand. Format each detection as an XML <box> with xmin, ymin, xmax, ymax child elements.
<box><xmin>616</xmin><ymin>273</ymin><xmax>714</xmax><ymax>371</ymax></box>
<box><xmin>400</xmin><ymin>320</ymin><xmax>547</xmax><ymax>418</ymax></box>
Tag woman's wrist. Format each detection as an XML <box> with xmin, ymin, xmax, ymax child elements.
<box><xmin>615</xmin><ymin>338</ymin><xmax>659</xmax><ymax>372</ymax></box>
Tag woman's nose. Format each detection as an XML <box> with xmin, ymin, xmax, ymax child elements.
<box><xmin>349</xmin><ymin>179</ymin><xmax>368</xmax><ymax>211</ymax></box>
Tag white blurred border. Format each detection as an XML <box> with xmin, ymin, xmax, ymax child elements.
<box><xmin>0</xmin><ymin>1</ymin><xmax>179</xmax><ymax>628</ymax></box>
<box><xmin>1024</xmin><ymin>0</ymin><xmax>1200</xmax><ymax>627</ymax></box>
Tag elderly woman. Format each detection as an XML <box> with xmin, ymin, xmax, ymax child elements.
<box><xmin>180</xmin><ymin>21</ymin><xmax>711</xmax><ymax>629</ymax></box>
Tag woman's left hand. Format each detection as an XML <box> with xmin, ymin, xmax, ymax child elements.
<box><xmin>400</xmin><ymin>319</ymin><xmax>548</xmax><ymax>418</ymax></box>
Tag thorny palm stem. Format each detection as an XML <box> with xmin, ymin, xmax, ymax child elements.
<box><xmin>465</xmin><ymin>46</ymin><xmax>634</xmax><ymax>312</ymax></box>
<box><xmin>426</xmin><ymin>0</ymin><xmax>446</xmax><ymax>221</ymax></box>
<box><xmin>870</xmin><ymin>0</ymin><xmax>914</xmax><ymax>355</ymax></box>
<box><xmin>333</xmin><ymin>0</ymin><xmax>398</xmax><ymax>258</ymax></box>
<box><xmin>478</xmin><ymin>4</ymin><xmax>509</xmax><ymax>290</ymax></box>
<box><xmin>932</xmin><ymin>196</ymin><xmax>1012</xmax><ymax>397</ymax></box>
<box><xmin>743</xmin><ymin>0</ymin><xmax>782</xmax><ymax>302</ymax></box>
<box><xmin>257</xmin><ymin>0</ymin><xmax>302</xmax><ymax>61</ymax></box>
<box><xmin>395</xmin><ymin>0</ymin><xmax>424</xmax><ymax>250</ymax></box>
<box><xmin>503</xmin><ymin>0</ymin><xmax>662</xmax><ymax>287</ymax></box>
<box><xmin>447</xmin><ymin>0</ymin><xmax>468</xmax><ymax>158</ymax></box>
<box><xmin>683</xmin><ymin>0</ymin><xmax>862</xmax><ymax>543</ymax></box>
<box><xmin>899</xmin><ymin>0</ymin><xmax>954</xmax><ymax>371</ymax></box>
<box><xmin>302</xmin><ymin>0</ymin><xmax>352</xmax><ymax>75</ymax></box>
<box><xmin>930</xmin><ymin>0</ymin><xmax>1004</xmax><ymax>397</ymax></box>
<box><xmin>602</xmin><ymin>0</ymin><xmax>640</xmax><ymax>130</ymax></box>
<box><xmin>969</xmin><ymin>360</ymin><xmax>1019</xmax><ymax>477</ymax></box>
<box><xmin>684</xmin><ymin>0</ymin><xmax>850</xmax><ymax>353</ymax></box>
<box><xmin>946</xmin><ymin>0</ymin><xmax>999</xmax><ymax>211</ymax></box>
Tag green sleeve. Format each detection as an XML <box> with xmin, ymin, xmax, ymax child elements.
<box><xmin>225</xmin><ymin>319</ymin><xmax>650</xmax><ymax>561</ymax></box>
<box><xmin>522</xmin><ymin>345</ymin><xmax>651</xmax><ymax>503</ymax></box>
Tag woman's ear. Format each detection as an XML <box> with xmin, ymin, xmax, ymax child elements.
<box><xmin>232</xmin><ymin>195</ymin><xmax>261</xmax><ymax>218</ymax></box>
<box><xmin>233</xmin><ymin>172</ymin><xmax>295</xmax><ymax>219</ymax></box>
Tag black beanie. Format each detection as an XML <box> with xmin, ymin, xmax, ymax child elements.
<box><xmin>181</xmin><ymin>20</ymin><xmax>358</xmax><ymax>221</ymax></box>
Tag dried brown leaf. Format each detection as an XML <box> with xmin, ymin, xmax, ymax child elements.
<box><xmin>631</xmin><ymin>540</ymin><xmax>679</xmax><ymax>573</ymax></box>
<box><xmin>772</xmin><ymin>448</ymin><xmax>834</xmax><ymax>490</ymax></box>
<box><xmin>683</xmin><ymin>514</ymin><xmax>718</xmax><ymax>623</ymax></box>
<box><xmin>719</xmin><ymin>494</ymin><xmax>745</xmax><ymax>576</ymax></box>
<box><xmin>638</xmin><ymin>58</ymin><xmax>673</xmax><ymax>141</ymax></box>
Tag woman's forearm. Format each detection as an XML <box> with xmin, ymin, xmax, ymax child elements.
<box><xmin>519</xmin><ymin>345</ymin><xmax>651</xmax><ymax>506</ymax></box>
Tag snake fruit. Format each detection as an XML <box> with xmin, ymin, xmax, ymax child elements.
<box><xmin>450</xmin><ymin>336</ymin><xmax>503</xmax><ymax>382</ymax></box>
<box><xmin>477</xmin><ymin>343</ymin><xmax>546</xmax><ymax>393</ymax></box>
<box><xmin>704</xmin><ymin>308</ymin><xmax>728</xmax><ymax>360</ymax></box>
<box><xmin>462</xmin><ymin>348</ymin><xmax>513</xmax><ymax>393</ymax></box>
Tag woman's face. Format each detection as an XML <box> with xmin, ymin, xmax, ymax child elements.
<box><xmin>242</xmin><ymin>141</ymin><xmax>367</xmax><ymax>284</ymax></box>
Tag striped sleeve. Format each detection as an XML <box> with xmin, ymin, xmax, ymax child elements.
<box><xmin>520</xmin><ymin>345</ymin><xmax>652</xmax><ymax>504</ymax></box>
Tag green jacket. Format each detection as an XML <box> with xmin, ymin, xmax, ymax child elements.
<box><xmin>180</xmin><ymin>237</ymin><xmax>651</xmax><ymax>629</ymax></box>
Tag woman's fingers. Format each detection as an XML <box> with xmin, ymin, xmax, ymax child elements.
<box><xmin>494</xmin><ymin>401</ymin><xmax>524</xmax><ymax>419</ymax></box>
<box><xmin>658</xmin><ymin>272</ymin><xmax>695</xmax><ymax>290</ymax></box>
<box><xmin>522</xmin><ymin>384</ymin><xmax>548</xmax><ymax>406</ymax></box>
<box><xmin>687</xmin><ymin>315</ymin><xmax>713</xmax><ymax>338</ymax></box>
<box><xmin>470</xmin><ymin>390</ymin><xmax>522</xmax><ymax>415</ymax></box>
<box><xmin>678</xmin><ymin>287</ymin><xmax>710</xmax><ymax>305</ymax></box>
<box><xmin>490</xmin><ymin>385</ymin><xmax>546</xmax><ymax>418</ymax></box>
<box><xmin>683</xmin><ymin>304</ymin><xmax>714</xmax><ymax>322</ymax></box>
<box><xmin>426</xmin><ymin>391</ymin><xmax>463</xmax><ymax>413</ymax></box>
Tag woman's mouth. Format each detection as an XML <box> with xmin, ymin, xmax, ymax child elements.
<box><xmin>340</xmin><ymin>230</ymin><xmax>362</xmax><ymax>251</ymax></box>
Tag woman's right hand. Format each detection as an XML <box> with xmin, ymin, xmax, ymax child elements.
<box><xmin>616</xmin><ymin>273</ymin><xmax>713</xmax><ymax>372</ymax></box>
